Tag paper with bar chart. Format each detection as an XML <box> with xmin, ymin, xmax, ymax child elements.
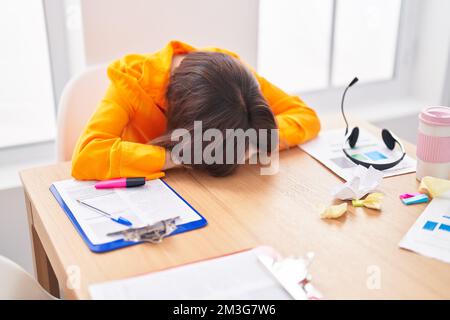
<box><xmin>399</xmin><ymin>192</ymin><xmax>450</xmax><ymax>264</ymax></box>
<box><xmin>299</xmin><ymin>128</ymin><xmax>416</xmax><ymax>181</ymax></box>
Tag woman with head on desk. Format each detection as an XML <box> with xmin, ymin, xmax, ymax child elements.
<box><xmin>71</xmin><ymin>41</ymin><xmax>321</xmax><ymax>180</ymax></box>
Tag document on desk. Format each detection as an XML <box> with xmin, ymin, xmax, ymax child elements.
<box><xmin>399</xmin><ymin>192</ymin><xmax>450</xmax><ymax>264</ymax></box>
<box><xmin>89</xmin><ymin>247</ymin><xmax>294</xmax><ymax>300</ymax></box>
<box><xmin>51</xmin><ymin>179</ymin><xmax>204</xmax><ymax>247</ymax></box>
<box><xmin>299</xmin><ymin>128</ymin><xmax>416</xmax><ymax>181</ymax></box>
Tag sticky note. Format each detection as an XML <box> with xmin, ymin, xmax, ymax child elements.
<box><xmin>320</xmin><ymin>203</ymin><xmax>348</xmax><ymax>219</ymax></box>
<box><xmin>352</xmin><ymin>193</ymin><xmax>384</xmax><ymax>210</ymax></box>
<box><xmin>399</xmin><ymin>192</ymin><xmax>422</xmax><ymax>199</ymax></box>
<box><xmin>401</xmin><ymin>194</ymin><xmax>429</xmax><ymax>205</ymax></box>
<box><xmin>419</xmin><ymin>176</ymin><xmax>450</xmax><ymax>199</ymax></box>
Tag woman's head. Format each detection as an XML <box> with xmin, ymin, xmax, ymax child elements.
<box><xmin>155</xmin><ymin>51</ymin><xmax>277</xmax><ymax>176</ymax></box>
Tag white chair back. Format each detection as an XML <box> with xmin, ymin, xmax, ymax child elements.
<box><xmin>0</xmin><ymin>255</ymin><xmax>56</xmax><ymax>299</ymax></box>
<box><xmin>56</xmin><ymin>65</ymin><xmax>109</xmax><ymax>161</ymax></box>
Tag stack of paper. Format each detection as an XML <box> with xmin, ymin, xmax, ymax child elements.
<box><xmin>89</xmin><ymin>248</ymin><xmax>292</xmax><ymax>300</ymax></box>
<box><xmin>89</xmin><ymin>247</ymin><xmax>321</xmax><ymax>300</ymax></box>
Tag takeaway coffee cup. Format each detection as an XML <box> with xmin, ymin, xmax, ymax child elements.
<box><xmin>416</xmin><ymin>106</ymin><xmax>450</xmax><ymax>180</ymax></box>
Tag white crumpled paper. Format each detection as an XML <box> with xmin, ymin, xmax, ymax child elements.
<box><xmin>331</xmin><ymin>165</ymin><xmax>383</xmax><ymax>200</ymax></box>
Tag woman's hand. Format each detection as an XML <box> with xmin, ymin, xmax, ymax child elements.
<box><xmin>162</xmin><ymin>150</ymin><xmax>178</xmax><ymax>170</ymax></box>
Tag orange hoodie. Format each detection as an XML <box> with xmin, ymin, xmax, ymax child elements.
<box><xmin>72</xmin><ymin>41</ymin><xmax>320</xmax><ymax>180</ymax></box>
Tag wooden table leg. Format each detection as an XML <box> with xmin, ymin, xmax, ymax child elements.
<box><xmin>31</xmin><ymin>227</ymin><xmax>60</xmax><ymax>298</ymax></box>
<box><xmin>24</xmin><ymin>192</ymin><xmax>60</xmax><ymax>298</ymax></box>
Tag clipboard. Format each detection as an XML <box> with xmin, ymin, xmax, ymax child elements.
<box><xmin>50</xmin><ymin>179</ymin><xmax>207</xmax><ymax>253</ymax></box>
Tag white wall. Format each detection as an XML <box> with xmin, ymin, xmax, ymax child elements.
<box><xmin>0</xmin><ymin>187</ymin><xmax>33</xmax><ymax>274</ymax></box>
<box><xmin>80</xmin><ymin>0</ymin><xmax>259</xmax><ymax>66</ymax></box>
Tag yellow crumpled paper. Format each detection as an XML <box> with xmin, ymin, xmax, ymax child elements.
<box><xmin>419</xmin><ymin>176</ymin><xmax>450</xmax><ymax>199</ymax></box>
<box><xmin>320</xmin><ymin>203</ymin><xmax>348</xmax><ymax>219</ymax></box>
<box><xmin>352</xmin><ymin>193</ymin><xmax>384</xmax><ymax>210</ymax></box>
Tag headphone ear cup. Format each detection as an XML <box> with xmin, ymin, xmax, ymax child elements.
<box><xmin>382</xmin><ymin>129</ymin><xmax>396</xmax><ymax>150</ymax></box>
<box><xmin>348</xmin><ymin>127</ymin><xmax>359</xmax><ymax>148</ymax></box>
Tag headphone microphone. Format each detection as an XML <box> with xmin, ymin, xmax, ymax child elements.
<box><xmin>341</xmin><ymin>77</ymin><xmax>359</xmax><ymax>135</ymax></box>
<box><xmin>340</xmin><ymin>77</ymin><xmax>406</xmax><ymax>171</ymax></box>
<box><xmin>348</xmin><ymin>77</ymin><xmax>359</xmax><ymax>87</ymax></box>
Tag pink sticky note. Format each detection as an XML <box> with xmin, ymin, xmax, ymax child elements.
<box><xmin>399</xmin><ymin>192</ymin><xmax>422</xmax><ymax>199</ymax></box>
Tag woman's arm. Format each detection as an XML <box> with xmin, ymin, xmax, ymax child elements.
<box><xmin>255</xmin><ymin>74</ymin><xmax>321</xmax><ymax>149</ymax></box>
<box><xmin>71</xmin><ymin>57</ymin><xmax>167</xmax><ymax>180</ymax></box>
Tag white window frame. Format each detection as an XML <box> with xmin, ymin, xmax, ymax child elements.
<box><xmin>257</xmin><ymin>0</ymin><xmax>421</xmax><ymax>116</ymax></box>
<box><xmin>443</xmin><ymin>44</ymin><xmax>450</xmax><ymax>106</ymax></box>
<box><xmin>44</xmin><ymin>0</ymin><xmax>72</xmax><ymax>108</ymax></box>
<box><xmin>0</xmin><ymin>0</ymin><xmax>72</xmax><ymax>184</ymax></box>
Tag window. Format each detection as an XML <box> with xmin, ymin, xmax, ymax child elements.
<box><xmin>0</xmin><ymin>0</ymin><xmax>56</xmax><ymax>148</ymax></box>
<box><xmin>258</xmin><ymin>0</ymin><xmax>402</xmax><ymax>94</ymax></box>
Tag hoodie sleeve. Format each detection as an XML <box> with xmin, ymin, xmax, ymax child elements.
<box><xmin>71</xmin><ymin>55</ymin><xmax>166</xmax><ymax>180</ymax></box>
<box><xmin>255</xmin><ymin>74</ymin><xmax>321</xmax><ymax>149</ymax></box>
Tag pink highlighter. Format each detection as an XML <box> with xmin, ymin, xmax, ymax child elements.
<box><xmin>95</xmin><ymin>177</ymin><xmax>146</xmax><ymax>189</ymax></box>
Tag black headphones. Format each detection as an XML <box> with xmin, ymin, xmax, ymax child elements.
<box><xmin>341</xmin><ymin>77</ymin><xmax>406</xmax><ymax>171</ymax></box>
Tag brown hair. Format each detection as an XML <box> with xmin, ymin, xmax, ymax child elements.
<box><xmin>153</xmin><ymin>51</ymin><xmax>277</xmax><ymax>176</ymax></box>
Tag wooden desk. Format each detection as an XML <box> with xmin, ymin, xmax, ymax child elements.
<box><xmin>20</xmin><ymin>120</ymin><xmax>450</xmax><ymax>299</ymax></box>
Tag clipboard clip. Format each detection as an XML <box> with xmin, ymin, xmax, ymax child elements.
<box><xmin>107</xmin><ymin>217</ymin><xmax>179</xmax><ymax>244</ymax></box>
<box><xmin>257</xmin><ymin>250</ymin><xmax>322</xmax><ymax>300</ymax></box>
